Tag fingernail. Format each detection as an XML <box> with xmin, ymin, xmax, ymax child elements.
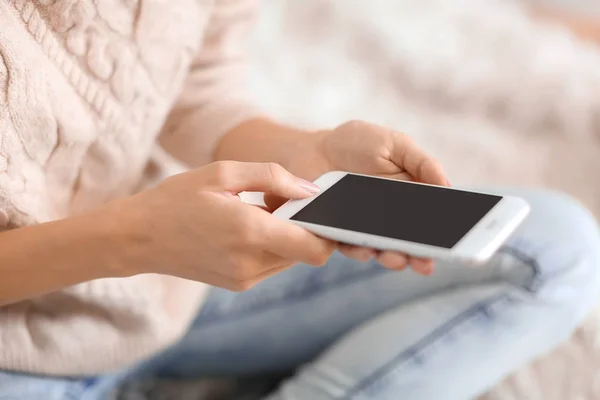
<box><xmin>446</xmin><ymin>179</ymin><xmax>452</xmax><ymax>187</ymax></box>
<box><xmin>296</xmin><ymin>178</ymin><xmax>320</xmax><ymax>194</ymax></box>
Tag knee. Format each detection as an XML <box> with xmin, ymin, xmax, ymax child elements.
<box><xmin>517</xmin><ymin>189</ymin><xmax>600</xmax><ymax>325</ymax></box>
<box><xmin>534</xmin><ymin>189</ymin><xmax>599</xmax><ymax>255</ymax></box>
<box><xmin>539</xmin><ymin>190</ymin><xmax>598</xmax><ymax>244</ymax></box>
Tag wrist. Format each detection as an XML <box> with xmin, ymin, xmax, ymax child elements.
<box><xmin>285</xmin><ymin>130</ymin><xmax>332</xmax><ymax>180</ymax></box>
<box><xmin>81</xmin><ymin>197</ymin><xmax>150</xmax><ymax>279</ymax></box>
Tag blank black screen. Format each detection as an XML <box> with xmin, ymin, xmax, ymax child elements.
<box><xmin>291</xmin><ymin>175</ymin><xmax>501</xmax><ymax>248</ymax></box>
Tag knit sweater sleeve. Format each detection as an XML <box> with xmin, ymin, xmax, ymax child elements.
<box><xmin>0</xmin><ymin>56</ymin><xmax>209</xmax><ymax>376</ymax></box>
<box><xmin>158</xmin><ymin>0</ymin><xmax>262</xmax><ymax>167</ymax></box>
<box><xmin>0</xmin><ymin>0</ymin><xmax>246</xmax><ymax>377</ymax></box>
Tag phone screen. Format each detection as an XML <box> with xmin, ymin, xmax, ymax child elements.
<box><xmin>290</xmin><ymin>175</ymin><xmax>502</xmax><ymax>248</ymax></box>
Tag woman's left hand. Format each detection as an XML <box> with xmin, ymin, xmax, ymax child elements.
<box><xmin>284</xmin><ymin>120</ymin><xmax>450</xmax><ymax>275</ymax></box>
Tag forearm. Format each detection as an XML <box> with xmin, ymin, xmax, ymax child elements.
<box><xmin>213</xmin><ymin>118</ymin><xmax>323</xmax><ymax>175</ymax></box>
<box><xmin>532</xmin><ymin>5</ymin><xmax>600</xmax><ymax>43</ymax></box>
<box><xmin>0</xmin><ymin>211</ymin><xmax>126</xmax><ymax>306</ymax></box>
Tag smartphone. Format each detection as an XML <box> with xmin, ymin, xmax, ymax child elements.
<box><xmin>273</xmin><ymin>172</ymin><xmax>530</xmax><ymax>264</ymax></box>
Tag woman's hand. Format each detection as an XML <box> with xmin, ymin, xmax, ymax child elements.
<box><xmin>290</xmin><ymin>120</ymin><xmax>448</xmax><ymax>185</ymax></box>
<box><xmin>285</xmin><ymin>120</ymin><xmax>450</xmax><ymax>275</ymax></box>
<box><xmin>215</xmin><ymin>118</ymin><xmax>449</xmax><ymax>275</ymax></box>
<box><xmin>107</xmin><ymin>161</ymin><xmax>336</xmax><ymax>291</ymax></box>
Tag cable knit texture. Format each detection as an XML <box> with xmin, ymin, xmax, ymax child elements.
<box><xmin>0</xmin><ymin>0</ymin><xmax>260</xmax><ymax>376</ymax></box>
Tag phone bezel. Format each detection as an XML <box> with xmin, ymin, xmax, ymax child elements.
<box><xmin>273</xmin><ymin>172</ymin><xmax>530</xmax><ymax>264</ymax></box>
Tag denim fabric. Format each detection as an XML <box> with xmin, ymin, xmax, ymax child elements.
<box><xmin>1</xmin><ymin>188</ymin><xmax>599</xmax><ymax>400</ymax></box>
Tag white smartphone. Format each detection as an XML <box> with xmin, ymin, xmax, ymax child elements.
<box><xmin>273</xmin><ymin>172</ymin><xmax>530</xmax><ymax>264</ymax></box>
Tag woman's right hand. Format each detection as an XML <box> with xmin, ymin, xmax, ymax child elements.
<box><xmin>106</xmin><ymin>161</ymin><xmax>336</xmax><ymax>291</ymax></box>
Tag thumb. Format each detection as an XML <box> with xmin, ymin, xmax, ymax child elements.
<box><xmin>203</xmin><ymin>161</ymin><xmax>321</xmax><ymax>200</ymax></box>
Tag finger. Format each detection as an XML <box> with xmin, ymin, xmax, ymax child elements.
<box><xmin>391</xmin><ymin>134</ymin><xmax>447</xmax><ymax>186</ymax></box>
<box><xmin>202</xmin><ymin>161</ymin><xmax>321</xmax><ymax>199</ymax></box>
<box><xmin>210</xmin><ymin>263</ymin><xmax>291</xmax><ymax>292</ymax></box>
<box><xmin>206</xmin><ymin>251</ymin><xmax>294</xmax><ymax>291</ymax></box>
<box><xmin>244</xmin><ymin>255</ymin><xmax>296</xmax><ymax>286</ymax></box>
<box><xmin>254</xmin><ymin>251</ymin><xmax>296</xmax><ymax>276</ymax></box>
<box><xmin>377</xmin><ymin>251</ymin><xmax>409</xmax><ymax>270</ymax></box>
<box><xmin>228</xmin><ymin>251</ymin><xmax>295</xmax><ymax>282</ymax></box>
<box><xmin>251</xmin><ymin>204</ymin><xmax>271</xmax><ymax>212</ymax></box>
<box><xmin>186</xmin><ymin>268</ymin><xmax>254</xmax><ymax>292</ymax></box>
<box><xmin>409</xmin><ymin>257</ymin><xmax>435</xmax><ymax>276</ymax></box>
<box><xmin>338</xmin><ymin>244</ymin><xmax>377</xmax><ymax>262</ymax></box>
<box><xmin>250</xmin><ymin>207</ymin><xmax>336</xmax><ymax>266</ymax></box>
<box><xmin>222</xmin><ymin>191</ymin><xmax>241</xmax><ymax>200</ymax></box>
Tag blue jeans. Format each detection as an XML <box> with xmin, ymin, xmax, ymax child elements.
<box><xmin>1</xmin><ymin>188</ymin><xmax>600</xmax><ymax>400</ymax></box>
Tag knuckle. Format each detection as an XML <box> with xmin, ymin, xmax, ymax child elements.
<box><xmin>309</xmin><ymin>248</ymin><xmax>332</xmax><ymax>267</ymax></box>
<box><xmin>229</xmin><ymin>258</ymin><xmax>254</xmax><ymax>280</ymax></box>
<box><xmin>341</xmin><ymin>119</ymin><xmax>366</xmax><ymax>131</ymax></box>
<box><xmin>428</xmin><ymin>160</ymin><xmax>441</xmax><ymax>174</ymax></box>
<box><xmin>422</xmin><ymin>157</ymin><xmax>443</xmax><ymax>177</ymax></box>
<box><xmin>229</xmin><ymin>280</ymin><xmax>255</xmax><ymax>292</ymax></box>
<box><xmin>398</xmin><ymin>131</ymin><xmax>413</xmax><ymax>145</ymax></box>
<box><xmin>211</xmin><ymin>161</ymin><xmax>237</xmax><ymax>183</ymax></box>
<box><xmin>382</xmin><ymin>259</ymin><xmax>399</xmax><ymax>269</ymax></box>
<box><xmin>266</xmin><ymin>162</ymin><xmax>286</xmax><ymax>184</ymax></box>
<box><xmin>229</xmin><ymin>256</ymin><xmax>264</xmax><ymax>281</ymax></box>
<box><xmin>266</xmin><ymin>162</ymin><xmax>285</xmax><ymax>174</ymax></box>
<box><xmin>431</xmin><ymin>158</ymin><xmax>443</xmax><ymax>170</ymax></box>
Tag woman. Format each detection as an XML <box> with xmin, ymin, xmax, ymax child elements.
<box><xmin>0</xmin><ymin>1</ymin><xmax>598</xmax><ymax>399</ymax></box>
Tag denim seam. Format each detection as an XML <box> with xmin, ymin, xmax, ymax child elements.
<box><xmin>497</xmin><ymin>245</ymin><xmax>541</xmax><ymax>292</ymax></box>
<box><xmin>299</xmin><ymin>367</ymin><xmax>352</xmax><ymax>399</ymax></box>
<box><xmin>196</xmin><ymin>266</ymin><xmax>391</xmax><ymax>326</ymax></box>
<box><xmin>199</xmin><ymin>245</ymin><xmax>541</xmax><ymax>326</ymax></box>
<box><xmin>341</xmin><ymin>245</ymin><xmax>541</xmax><ymax>399</ymax></box>
<box><xmin>341</xmin><ymin>293</ymin><xmax>512</xmax><ymax>400</ymax></box>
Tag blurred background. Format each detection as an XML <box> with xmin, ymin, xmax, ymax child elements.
<box><xmin>250</xmin><ymin>0</ymin><xmax>600</xmax><ymax>212</ymax></box>
<box><xmin>247</xmin><ymin>1</ymin><xmax>600</xmax><ymax>399</ymax></box>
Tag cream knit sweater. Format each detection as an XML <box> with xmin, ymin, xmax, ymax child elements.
<box><xmin>0</xmin><ymin>0</ymin><xmax>259</xmax><ymax>376</ymax></box>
